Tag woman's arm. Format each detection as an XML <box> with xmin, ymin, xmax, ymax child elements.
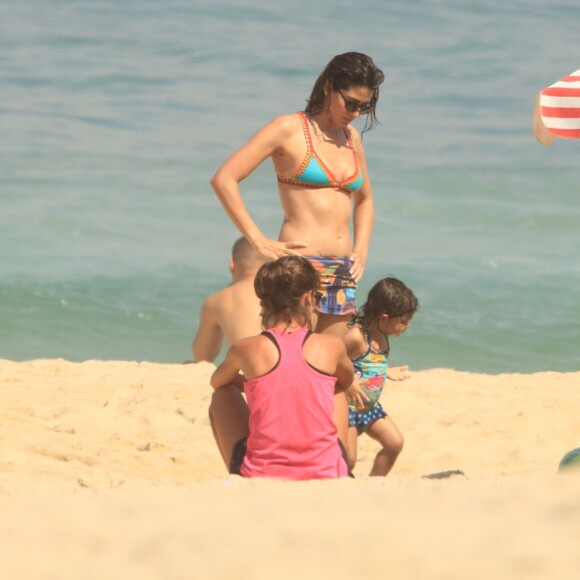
<box><xmin>349</xmin><ymin>130</ymin><xmax>374</xmax><ymax>282</ymax></box>
<box><xmin>210</xmin><ymin>115</ymin><xmax>308</xmax><ymax>260</ymax></box>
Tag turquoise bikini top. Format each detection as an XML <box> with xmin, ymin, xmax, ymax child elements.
<box><xmin>276</xmin><ymin>112</ymin><xmax>364</xmax><ymax>193</ymax></box>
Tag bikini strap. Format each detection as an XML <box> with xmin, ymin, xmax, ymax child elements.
<box><xmin>297</xmin><ymin>112</ymin><xmax>314</xmax><ymax>153</ymax></box>
<box><xmin>361</xmin><ymin>327</ymin><xmax>373</xmax><ymax>358</ymax></box>
<box><xmin>279</xmin><ymin>112</ymin><xmax>314</xmax><ymax>182</ymax></box>
<box><xmin>343</xmin><ymin>127</ymin><xmax>361</xmax><ymax>177</ymax></box>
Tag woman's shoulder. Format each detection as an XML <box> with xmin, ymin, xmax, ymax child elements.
<box><xmin>250</xmin><ymin>114</ymin><xmax>305</xmax><ymax>154</ymax></box>
<box><xmin>265</xmin><ymin>112</ymin><xmax>303</xmax><ymax>135</ymax></box>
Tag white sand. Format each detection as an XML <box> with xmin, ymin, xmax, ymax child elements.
<box><xmin>1</xmin><ymin>359</ymin><xmax>579</xmax><ymax>579</ymax></box>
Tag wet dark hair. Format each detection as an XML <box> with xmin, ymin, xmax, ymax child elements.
<box><xmin>304</xmin><ymin>52</ymin><xmax>385</xmax><ymax>133</ymax></box>
<box><xmin>349</xmin><ymin>277</ymin><xmax>419</xmax><ymax>353</ymax></box>
<box><xmin>254</xmin><ymin>256</ymin><xmax>320</xmax><ymax>329</ymax></box>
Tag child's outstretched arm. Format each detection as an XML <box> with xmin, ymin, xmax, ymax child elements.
<box><xmin>387</xmin><ymin>365</ymin><xmax>411</xmax><ymax>381</ymax></box>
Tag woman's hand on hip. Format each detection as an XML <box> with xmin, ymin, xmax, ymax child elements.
<box><xmin>255</xmin><ymin>239</ymin><xmax>308</xmax><ymax>261</ymax></box>
<box><xmin>348</xmin><ymin>251</ymin><xmax>365</xmax><ymax>282</ymax></box>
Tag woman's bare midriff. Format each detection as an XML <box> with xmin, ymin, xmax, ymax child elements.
<box><xmin>277</xmin><ymin>185</ymin><xmax>354</xmax><ymax>257</ymax></box>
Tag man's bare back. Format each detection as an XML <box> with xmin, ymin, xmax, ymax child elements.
<box><xmin>191</xmin><ymin>238</ymin><xmax>265</xmax><ymax>363</ymax></box>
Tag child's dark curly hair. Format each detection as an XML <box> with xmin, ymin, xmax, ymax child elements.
<box><xmin>349</xmin><ymin>277</ymin><xmax>419</xmax><ymax>352</ymax></box>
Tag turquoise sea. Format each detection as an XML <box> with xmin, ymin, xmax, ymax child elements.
<box><xmin>1</xmin><ymin>0</ymin><xmax>578</xmax><ymax>373</ymax></box>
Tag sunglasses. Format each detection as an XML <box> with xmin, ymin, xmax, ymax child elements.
<box><xmin>313</xmin><ymin>290</ymin><xmax>323</xmax><ymax>305</ymax></box>
<box><xmin>337</xmin><ymin>89</ymin><xmax>375</xmax><ymax>114</ymax></box>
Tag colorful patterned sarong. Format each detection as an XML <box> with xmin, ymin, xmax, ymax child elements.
<box><xmin>306</xmin><ymin>256</ymin><xmax>357</xmax><ymax>316</ymax></box>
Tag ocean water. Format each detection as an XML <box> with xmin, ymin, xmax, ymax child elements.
<box><xmin>1</xmin><ymin>0</ymin><xmax>578</xmax><ymax>373</ymax></box>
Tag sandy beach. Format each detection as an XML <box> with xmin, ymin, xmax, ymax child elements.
<box><xmin>1</xmin><ymin>359</ymin><xmax>579</xmax><ymax>579</ymax></box>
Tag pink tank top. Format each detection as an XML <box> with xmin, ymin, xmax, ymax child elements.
<box><xmin>241</xmin><ymin>326</ymin><xmax>349</xmax><ymax>480</ymax></box>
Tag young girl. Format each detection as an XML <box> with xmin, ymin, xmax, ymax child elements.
<box><xmin>342</xmin><ymin>277</ymin><xmax>419</xmax><ymax>476</ymax></box>
<box><xmin>209</xmin><ymin>255</ymin><xmax>354</xmax><ymax>480</ymax></box>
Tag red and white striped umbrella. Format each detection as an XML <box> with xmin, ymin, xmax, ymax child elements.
<box><xmin>533</xmin><ymin>69</ymin><xmax>580</xmax><ymax>144</ymax></box>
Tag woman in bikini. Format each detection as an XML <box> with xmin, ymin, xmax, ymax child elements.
<box><xmin>210</xmin><ymin>52</ymin><xmax>385</xmax><ymax>337</ymax></box>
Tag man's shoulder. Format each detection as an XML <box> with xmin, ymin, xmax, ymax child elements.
<box><xmin>202</xmin><ymin>280</ymin><xmax>260</xmax><ymax>326</ymax></box>
<box><xmin>204</xmin><ymin>283</ymin><xmax>237</xmax><ymax>305</ymax></box>
<box><xmin>224</xmin><ymin>277</ymin><xmax>260</xmax><ymax>300</ymax></box>
<box><xmin>201</xmin><ymin>289</ymin><xmax>223</xmax><ymax>310</ymax></box>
